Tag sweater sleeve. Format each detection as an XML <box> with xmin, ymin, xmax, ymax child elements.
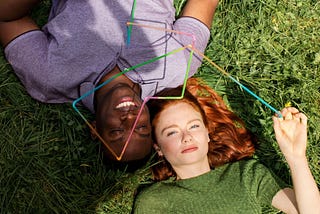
<box><xmin>133</xmin><ymin>184</ymin><xmax>167</xmax><ymax>214</ymax></box>
<box><xmin>240</xmin><ymin>159</ymin><xmax>290</xmax><ymax>207</ymax></box>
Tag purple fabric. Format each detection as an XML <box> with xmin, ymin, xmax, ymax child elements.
<box><xmin>5</xmin><ymin>0</ymin><xmax>210</xmax><ymax>112</ymax></box>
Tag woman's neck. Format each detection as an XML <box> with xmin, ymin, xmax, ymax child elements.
<box><xmin>173</xmin><ymin>160</ymin><xmax>211</xmax><ymax>180</ymax></box>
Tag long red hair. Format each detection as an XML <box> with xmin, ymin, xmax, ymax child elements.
<box><xmin>147</xmin><ymin>78</ymin><xmax>256</xmax><ymax>181</ymax></box>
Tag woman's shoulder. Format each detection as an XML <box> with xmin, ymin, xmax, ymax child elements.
<box><xmin>217</xmin><ymin>158</ymin><xmax>263</xmax><ymax>171</ymax></box>
<box><xmin>217</xmin><ymin>159</ymin><xmax>287</xmax><ymax>190</ymax></box>
<box><xmin>133</xmin><ymin>179</ymin><xmax>177</xmax><ymax>212</ymax></box>
<box><xmin>214</xmin><ymin>158</ymin><xmax>273</xmax><ymax>180</ymax></box>
<box><xmin>137</xmin><ymin>178</ymin><xmax>175</xmax><ymax>195</ymax></box>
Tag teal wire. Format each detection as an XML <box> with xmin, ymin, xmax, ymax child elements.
<box><xmin>127</xmin><ymin>0</ymin><xmax>137</xmax><ymax>46</ymax></box>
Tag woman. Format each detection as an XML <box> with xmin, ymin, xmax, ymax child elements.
<box><xmin>133</xmin><ymin>78</ymin><xmax>320</xmax><ymax>213</ymax></box>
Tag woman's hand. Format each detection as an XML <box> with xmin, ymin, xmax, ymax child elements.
<box><xmin>273</xmin><ymin>107</ymin><xmax>320</xmax><ymax>214</ymax></box>
<box><xmin>272</xmin><ymin>107</ymin><xmax>308</xmax><ymax>162</ymax></box>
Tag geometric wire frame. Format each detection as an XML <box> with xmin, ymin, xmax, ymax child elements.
<box><xmin>72</xmin><ymin>44</ymin><xmax>193</xmax><ymax>161</ymax></box>
<box><xmin>72</xmin><ymin>21</ymin><xmax>282</xmax><ymax>161</ymax></box>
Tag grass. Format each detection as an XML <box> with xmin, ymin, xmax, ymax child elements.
<box><xmin>0</xmin><ymin>0</ymin><xmax>319</xmax><ymax>213</ymax></box>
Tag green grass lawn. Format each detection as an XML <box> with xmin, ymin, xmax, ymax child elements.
<box><xmin>0</xmin><ymin>0</ymin><xmax>319</xmax><ymax>213</ymax></box>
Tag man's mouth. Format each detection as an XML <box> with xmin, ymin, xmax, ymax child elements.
<box><xmin>115</xmin><ymin>96</ymin><xmax>139</xmax><ymax>111</ymax></box>
<box><xmin>116</xmin><ymin>101</ymin><xmax>136</xmax><ymax>109</ymax></box>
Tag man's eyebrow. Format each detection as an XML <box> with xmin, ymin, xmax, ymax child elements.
<box><xmin>110</xmin><ymin>132</ymin><xmax>150</xmax><ymax>144</ymax></box>
<box><xmin>138</xmin><ymin>133</ymin><xmax>151</xmax><ymax>138</ymax></box>
<box><xmin>160</xmin><ymin>118</ymin><xmax>202</xmax><ymax>135</ymax></box>
<box><xmin>132</xmin><ymin>128</ymin><xmax>151</xmax><ymax>138</ymax></box>
<box><xmin>110</xmin><ymin>136</ymin><xmax>124</xmax><ymax>144</ymax></box>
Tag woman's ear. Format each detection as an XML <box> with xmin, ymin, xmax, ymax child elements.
<box><xmin>153</xmin><ymin>144</ymin><xmax>163</xmax><ymax>156</ymax></box>
<box><xmin>206</xmin><ymin>128</ymin><xmax>210</xmax><ymax>143</ymax></box>
<box><xmin>90</xmin><ymin>121</ymin><xmax>98</xmax><ymax>140</ymax></box>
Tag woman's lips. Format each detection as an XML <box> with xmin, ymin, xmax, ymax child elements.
<box><xmin>181</xmin><ymin>146</ymin><xmax>198</xmax><ymax>153</ymax></box>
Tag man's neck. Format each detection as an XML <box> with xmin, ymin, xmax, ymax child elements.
<box><xmin>95</xmin><ymin>66</ymin><xmax>141</xmax><ymax>103</ymax></box>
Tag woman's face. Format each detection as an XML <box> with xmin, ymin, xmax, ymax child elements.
<box><xmin>154</xmin><ymin>102</ymin><xmax>210</xmax><ymax>168</ymax></box>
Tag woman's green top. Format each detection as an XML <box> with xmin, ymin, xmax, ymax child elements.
<box><xmin>133</xmin><ymin>159</ymin><xmax>288</xmax><ymax>213</ymax></box>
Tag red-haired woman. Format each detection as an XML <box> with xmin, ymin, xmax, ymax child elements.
<box><xmin>133</xmin><ymin>77</ymin><xmax>320</xmax><ymax>213</ymax></box>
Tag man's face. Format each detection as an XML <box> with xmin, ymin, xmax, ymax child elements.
<box><xmin>96</xmin><ymin>83</ymin><xmax>152</xmax><ymax>161</ymax></box>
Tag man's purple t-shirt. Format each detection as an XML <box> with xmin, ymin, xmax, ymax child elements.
<box><xmin>5</xmin><ymin>0</ymin><xmax>210</xmax><ymax>112</ymax></box>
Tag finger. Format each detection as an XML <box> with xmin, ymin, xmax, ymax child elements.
<box><xmin>282</xmin><ymin>107</ymin><xmax>300</xmax><ymax>120</ymax></box>
<box><xmin>280</xmin><ymin>107</ymin><xmax>288</xmax><ymax>114</ymax></box>
<box><xmin>299</xmin><ymin>112</ymin><xmax>308</xmax><ymax>126</ymax></box>
<box><xmin>285</xmin><ymin>107</ymin><xmax>299</xmax><ymax>114</ymax></box>
<box><xmin>292</xmin><ymin>112</ymin><xmax>302</xmax><ymax>122</ymax></box>
<box><xmin>280</xmin><ymin>107</ymin><xmax>289</xmax><ymax>119</ymax></box>
<box><xmin>284</xmin><ymin>112</ymin><xmax>293</xmax><ymax>120</ymax></box>
<box><xmin>272</xmin><ymin>116</ymin><xmax>281</xmax><ymax>135</ymax></box>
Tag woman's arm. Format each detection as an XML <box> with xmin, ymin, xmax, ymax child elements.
<box><xmin>272</xmin><ymin>107</ymin><xmax>320</xmax><ymax>214</ymax></box>
<box><xmin>180</xmin><ymin>0</ymin><xmax>219</xmax><ymax>29</ymax></box>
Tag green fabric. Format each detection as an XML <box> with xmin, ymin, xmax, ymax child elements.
<box><xmin>133</xmin><ymin>159</ymin><xmax>288</xmax><ymax>214</ymax></box>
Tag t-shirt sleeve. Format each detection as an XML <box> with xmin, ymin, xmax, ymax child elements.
<box><xmin>173</xmin><ymin>16</ymin><xmax>210</xmax><ymax>53</ymax></box>
<box><xmin>172</xmin><ymin>16</ymin><xmax>211</xmax><ymax>76</ymax></box>
<box><xmin>4</xmin><ymin>30</ymin><xmax>52</xmax><ymax>103</ymax></box>
<box><xmin>240</xmin><ymin>159</ymin><xmax>290</xmax><ymax>207</ymax></box>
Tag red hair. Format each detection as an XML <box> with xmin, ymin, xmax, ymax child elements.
<box><xmin>147</xmin><ymin>78</ymin><xmax>256</xmax><ymax>181</ymax></box>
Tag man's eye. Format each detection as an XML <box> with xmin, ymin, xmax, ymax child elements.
<box><xmin>136</xmin><ymin>125</ymin><xmax>147</xmax><ymax>131</ymax></box>
<box><xmin>135</xmin><ymin>125</ymin><xmax>150</xmax><ymax>135</ymax></box>
<box><xmin>110</xmin><ymin>129</ymin><xmax>124</xmax><ymax>136</ymax></box>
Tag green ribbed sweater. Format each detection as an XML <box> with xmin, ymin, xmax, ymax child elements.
<box><xmin>133</xmin><ymin>159</ymin><xmax>288</xmax><ymax>214</ymax></box>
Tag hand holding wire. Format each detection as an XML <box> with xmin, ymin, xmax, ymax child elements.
<box><xmin>272</xmin><ymin>107</ymin><xmax>308</xmax><ymax>162</ymax></box>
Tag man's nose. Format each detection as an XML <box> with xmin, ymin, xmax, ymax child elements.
<box><xmin>120</xmin><ymin>111</ymin><xmax>137</xmax><ymax>121</ymax></box>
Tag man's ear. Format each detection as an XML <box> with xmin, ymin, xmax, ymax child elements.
<box><xmin>153</xmin><ymin>144</ymin><xmax>163</xmax><ymax>156</ymax></box>
<box><xmin>90</xmin><ymin>121</ymin><xmax>98</xmax><ymax>140</ymax></box>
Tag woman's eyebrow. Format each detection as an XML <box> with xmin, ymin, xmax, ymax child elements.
<box><xmin>160</xmin><ymin>118</ymin><xmax>202</xmax><ymax>135</ymax></box>
<box><xmin>161</xmin><ymin>124</ymin><xmax>178</xmax><ymax>135</ymax></box>
<box><xmin>187</xmin><ymin>118</ymin><xmax>202</xmax><ymax>124</ymax></box>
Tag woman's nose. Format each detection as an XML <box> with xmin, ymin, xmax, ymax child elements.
<box><xmin>182</xmin><ymin>131</ymin><xmax>192</xmax><ymax>144</ymax></box>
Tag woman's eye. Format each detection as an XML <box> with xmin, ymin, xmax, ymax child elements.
<box><xmin>166</xmin><ymin>131</ymin><xmax>177</xmax><ymax>137</ymax></box>
<box><xmin>190</xmin><ymin>124</ymin><xmax>200</xmax><ymax>129</ymax></box>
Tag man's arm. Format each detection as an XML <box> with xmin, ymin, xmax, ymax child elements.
<box><xmin>180</xmin><ymin>0</ymin><xmax>219</xmax><ymax>29</ymax></box>
<box><xmin>0</xmin><ymin>0</ymin><xmax>40</xmax><ymax>47</ymax></box>
<box><xmin>0</xmin><ymin>0</ymin><xmax>40</xmax><ymax>21</ymax></box>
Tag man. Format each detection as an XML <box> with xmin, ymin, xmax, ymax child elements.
<box><xmin>0</xmin><ymin>0</ymin><xmax>219</xmax><ymax>162</ymax></box>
